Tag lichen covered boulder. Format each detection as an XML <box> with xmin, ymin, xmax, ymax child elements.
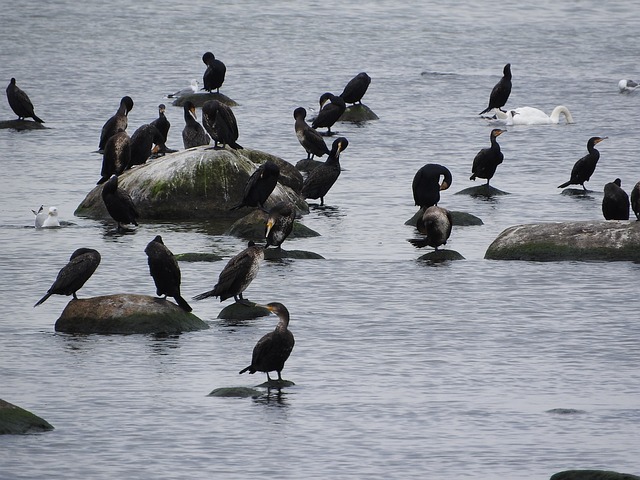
<box><xmin>75</xmin><ymin>147</ymin><xmax>307</xmax><ymax>221</ymax></box>
<box><xmin>485</xmin><ymin>220</ymin><xmax>640</xmax><ymax>261</ymax></box>
<box><xmin>55</xmin><ymin>294</ymin><xmax>209</xmax><ymax>334</ymax></box>
<box><xmin>0</xmin><ymin>399</ymin><xmax>54</xmax><ymax>434</ymax></box>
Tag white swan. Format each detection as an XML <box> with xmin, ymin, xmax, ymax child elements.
<box><xmin>618</xmin><ymin>79</ymin><xmax>638</xmax><ymax>93</ymax></box>
<box><xmin>491</xmin><ymin>106</ymin><xmax>574</xmax><ymax>125</ymax></box>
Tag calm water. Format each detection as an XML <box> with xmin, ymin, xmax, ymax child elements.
<box><xmin>1</xmin><ymin>1</ymin><xmax>639</xmax><ymax>479</ymax></box>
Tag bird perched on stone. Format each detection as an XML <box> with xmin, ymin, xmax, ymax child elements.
<box><xmin>339</xmin><ymin>72</ymin><xmax>371</xmax><ymax>105</ymax></box>
<box><xmin>558</xmin><ymin>137</ymin><xmax>607</xmax><ymax>191</ymax></box>
<box><xmin>294</xmin><ymin>107</ymin><xmax>330</xmax><ymax>160</ymax></box>
<box><xmin>97</xmin><ymin>129</ymin><xmax>131</xmax><ymax>184</ymax></box>
<box><xmin>129</xmin><ymin>124</ymin><xmax>166</xmax><ymax>168</ymax></box>
<box><xmin>412</xmin><ymin>163</ymin><xmax>452</xmax><ymax>209</ymax></box>
<box><xmin>301</xmin><ymin>137</ymin><xmax>349</xmax><ymax>206</ymax></box>
<box><xmin>144</xmin><ymin>235</ymin><xmax>192</xmax><ymax>312</ymax></box>
<box><xmin>631</xmin><ymin>181</ymin><xmax>640</xmax><ymax>221</ymax></box>
<box><xmin>6</xmin><ymin>77</ymin><xmax>44</xmax><ymax>123</ymax></box>
<box><xmin>101</xmin><ymin>174</ymin><xmax>139</xmax><ymax>232</ymax></box>
<box><xmin>98</xmin><ymin>96</ymin><xmax>133</xmax><ymax>153</ymax></box>
<box><xmin>312</xmin><ymin>92</ymin><xmax>346</xmax><ymax>136</ymax></box>
<box><xmin>470</xmin><ymin>129</ymin><xmax>505</xmax><ymax>186</ymax></box>
<box><xmin>602</xmin><ymin>178</ymin><xmax>629</xmax><ymax>220</ymax></box>
<box><xmin>202</xmin><ymin>99</ymin><xmax>242</xmax><ymax>149</ymax></box>
<box><xmin>202</xmin><ymin>51</ymin><xmax>226</xmax><ymax>93</ymax></box>
<box><xmin>408</xmin><ymin>206</ymin><xmax>453</xmax><ymax>250</ymax></box>
<box><xmin>230</xmin><ymin>161</ymin><xmax>280</xmax><ymax>210</ymax></box>
<box><xmin>150</xmin><ymin>104</ymin><xmax>170</xmax><ymax>144</ymax></box>
<box><xmin>181</xmin><ymin>100</ymin><xmax>210</xmax><ymax>149</ymax></box>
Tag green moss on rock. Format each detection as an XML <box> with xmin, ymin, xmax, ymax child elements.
<box><xmin>0</xmin><ymin>399</ymin><xmax>54</xmax><ymax>434</ymax></box>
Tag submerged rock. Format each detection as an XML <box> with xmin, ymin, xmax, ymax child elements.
<box><xmin>416</xmin><ymin>249</ymin><xmax>465</xmax><ymax>261</ymax></box>
<box><xmin>216</xmin><ymin>301</ymin><xmax>272</xmax><ymax>320</ymax></box>
<box><xmin>405</xmin><ymin>209</ymin><xmax>483</xmax><ymax>227</ymax></box>
<box><xmin>264</xmin><ymin>248</ymin><xmax>324</xmax><ymax>260</ymax></box>
<box><xmin>55</xmin><ymin>294</ymin><xmax>209</xmax><ymax>334</ymax></box>
<box><xmin>0</xmin><ymin>119</ymin><xmax>48</xmax><ymax>131</ymax></box>
<box><xmin>338</xmin><ymin>104</ymin><xmax>379</xmax><ymax>122</ymax></box>
<box><xmin>208</xmin><ymin>387</ymin><xmax>263</xmax><ymax>398</ymax></box>
<box><xmin>455</xmin><ymin>184</ymin><xmax>509</xmax><ymax>197</ymax></box>
<box><xmin>174</xmin><ymin>252</ymin><xmax>223</xmax><ymax>262</ymax></box>
<box><xmin>0</xmin><ymin>399</ymin><xmax>54</xmax><ymax>434</ymax></box>
<box><xmin>295</xmin><ymin>158</ymin><xmax>324</xmax><ymax>173</ymax></box>
<box><xmin>225</xmin><ymin>209</ymin><xmax>320</xmax><ymax>241</ymax></box>
<box><xmin>550</xmin><ymin>470</ymin><xmax>640</xmax><ymax>480</ymax></box>
<box><xmin>485</xmin><ymin>220</ymin><xmax>640</xmax><ymax>261</ymax></box>
<box><xmin>75</xmin><ymin>147</ymin><xmax>307</xmax><ymax>221</ymax></box>
<box><xmin>171</xmin><ymin>92</ymin><xmax>238</xmax><ymax>108</ymax></box>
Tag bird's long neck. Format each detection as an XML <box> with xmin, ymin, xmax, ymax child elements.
<box><xmin>276</xmin><ymin>314</ymin><xmax>290</xmax><ymax>331</ymax></box>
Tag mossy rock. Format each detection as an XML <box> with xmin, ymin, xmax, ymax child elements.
<box><xmin>455</xmin><ymin>184</ymin><xmax>510</xmax><ymax>196</ymax></box>
<box><xmin>485</xmin><ymin>220</ymin><xmax>640</xmax><ymax>261</ymax></box>
<box><xmin>74</xmin><ymin>147</ymin><xmax>307</xmax><ymax>221</ymax></box>
<box><xmin>225</xmin><ymin>209</ymin><xmax>320</xmax><ymax>241</ymax></box>
<box><xmin>416</xmin><ymin>249</ymin><xmax>465</xmax><ymax>261</ymax></box>
<box><xmin>54</xmin><ymin>294</ymin><xmax>209</xmax><ymax>334</ymax></box>
<box><xmin>264</xmin><ymin>248</ymin><xmax>324</xmax><ymax>260</ymax></box>
<box><xmin>338</xmin><ymin>104</ymin><xmax>379</xmax><ymax>122</ymax></box>
<box><xmin>171</xmin><ymin>92</ymin><xmax>238</xmax><ymax>108</ymax></box>
<box><xmin>217</xmin><ymin>301</ymin><xmax>272</xmax><ymax>320</ymax></box>
<box><xmin>0</xmin><ymin>399</ymin><xmax>54</xmax><ymax>434</ymax></box>
<box><xmin>174</xmin><ymin>252</ymin><xmax>223</xmax><ymax>262</ymax></box>
<box><xmin>405</xmin><ymin>209</ymin><xmax>483</xmax><ymax>227</ymax></box>
<box><xmin>550</xmin><ymin>470</ymin><xmax>640</xmax><ymax>480</ymax></box>
<box><xmin>0</xmin><ymin>119</ymin><xmax>48</xmax><ymax>131</ymax></box>
<box><xmin>208</xmin><ymin>387</ymin><xmax>263</xmax><ymax>398</ymax></box>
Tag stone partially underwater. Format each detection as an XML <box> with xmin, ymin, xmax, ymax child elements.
<box><xmin>338</xmin><ymin>104</ymin><xmax>379</xmax><ymax>122</ymax></box>
<box><xmin>0</xmin><ymin>399</ymin><xmax>54</xmax><ymax>434</ymax></box>
<box><xmin>550</xmin><ymin>470</ymin><xmax>640</xmax><ymax>480</ymax></box>
<box><xmin>170</xmin><ymin>92</ymin><xmax>238</xmax><ymax>108</ymax></box>
<box><xmin>455</xmin><ymin>184</ymin><xmax>509</xmax><ymax>197</ymax></box>
<box><xmin>0</xmin><ymin>119</ymin><xmax>48</xmax><ymax>131</ymax></box>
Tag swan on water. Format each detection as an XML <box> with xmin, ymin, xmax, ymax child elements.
<box><xmin>489</xmin><ymin>106</ymin><xmax>574</xmax><ymax>125</ymax></box>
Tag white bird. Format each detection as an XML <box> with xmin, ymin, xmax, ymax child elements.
<box><xmin>618</xmin><ymin>79</ymin><xmax>638</xmax><ymax>93</ymax></box>
<box><xmin>168</xmin><ymin>79</ymin><xmax>199</xmax><ymax>98</ymax></box>
<box><xmin>41</xmin><ymin>206</ymin><xmax>61</xmax><ymax>228</ymax></box>
<box><xmin>32</xmin><ymin>205</ymin><xmax>46</xmax><ymax>228</ymax></box>
<box><xmin>490</xmin><ymin>106</ymin><xmax>574</xmax><ymax>126</ymax></box>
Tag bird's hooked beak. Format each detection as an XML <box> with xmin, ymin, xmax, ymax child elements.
<box><xmin>495</xmin><ymin>129</ymin><xmax>506</xmax><ymax>136</ymax></box>
<box><xmin>190</xmin><ymin>106</ymin><xmax>197</xmax><ymax>119</ymax></box>
<box><xmin>265</xmin><ymin>218</ymin><xmax>274</xmax><ymax>237</ymax></box>
<box><xmin>595</xmin><ymin>137</ymin><xmax>608</xmax><ymax>144</ymax></box>
<box><xmin>151</xmin><ymin>144</ymin><xmax>161</xmax><ymax>154</ymax></box>
<box><xmin>440</xmin><ymin>181</ymin><xmax>450</xmax><ymax>191</ymax></box>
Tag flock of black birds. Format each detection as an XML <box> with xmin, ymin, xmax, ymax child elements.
<box><xmin>9</xmin><ymin>57</ymin><xmax>639</xmax><ymax>382</ymax></box>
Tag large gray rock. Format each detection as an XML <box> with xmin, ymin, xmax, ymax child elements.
<box><xmin>171</xmin><ymin>92</ymin><xmax>238</xmax><ymax>108</ymax></box>
<box><xmin>0</xmin><ymin>119</ymin><xmax>47</xmax><ymax>131</ymax></box>
<box><xmin>0</xmin><ymin>399</ymin><xmax>54</xmax><ymax>434</ymax></box>
<box><xmin>550</xmin><ymin>470</ymin><xmax>640</xmax><ymax>480</ymax></box>
<box><xmin>74</xmin><ymin>147</ymin><xmax>307</xmax><ymax>221</ymax></box>
<box><xmin>339</xmin><ymin>104</ymin><xmax>379</xmax><ymax>122</ymax></box>
<box><xmin>485</xmin><ymin>220</ymin><xmax>640</xmax><ymax>261</ymax></box>
<box><xmin>55</xmin><ymin>294</ymin><xmax>209</xmax><ymax>334</ymax></box>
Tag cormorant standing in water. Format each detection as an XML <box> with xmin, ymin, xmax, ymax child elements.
<box><xmin>265</xmin><ymin>201</ymin><xmax>296</xmax><ymax>249</ymax></box>
<box><xmin>129</xmin><ymin>124</ymin><xmax>166</xmax><ymax>168</ymax></box>
<box><xmin>239</xmin><ymin>302</ymin><xmax>295</xmax><ymax>382</ymax></box>
<box><xmin>312</xmin><ymin>92</ymin><xmax>346</xmax><ymax>135</ymax></box>
<box><xmin>193</xmin><ymin>241</ymin><xmax>264</xmax><ymax>304</ymax></box>
<box><xmin>101</xmin><ymin>174</ymin><xmax>139</xmax><ymax>231</ymax></box>
<box><xmin>202</xmin><ymin>99</ymin><xmax>242</xmax><ymax>149</ymax></box>
<box><xmin>558</xmin><ymin>136</ymin><xmax>607</xmax><ymax>191</ymax></box>
<box><xmin>479</xmin><ymin>64</ymin><xmax>512</xmax><ymax>115</ymax></box>
<box><xmin>181</xmin><ymin>100</ymin><xmax>210</xmax><ymax>149</ymax></box>
<box><xmin>470</xmin><ymin>129</ymin><xmax>506</xmax><ymax>185</ymax></box>
<box><xmin>34</xmin><ymin>248</ymin><xmax>101</xmax><ymax>307</ymax></box>
<box><xmin>294</xmin><ymin>107</ymin><xmax>330</xmax><ymax>160</ymax></box>
<box><xmin>631</xmin><ymin>181</ymin><xmax>640</xmax><ymax>221</ymax></box>
<box><xmin>202</xmin><ymin>51</ymin><xmax>226</xmax><ymax>93</ymax></box>
<box><xmin>412</xmin><ymin>163</ymin><xmax>453</xmax><ymax>209</ymax></box>
<box><xmin>99</xmin><ymin>96</ymin><xmax>134</xmax><ymax>152</ymax></box>
<box><xmin>144</xmin><ymin>235</ymin><xmax>192</xmax><ymax>312</ymax></box>
<box><xmin>339</xmin><ymin>72</ymin><xmax>371</xmax><ymax>105</ymax></box>
<box><xmin>150</xmin><ymin>104</ymin><xmax>170</xmax><ymax>144</ymax></box>
<box><xmin>6</xmin><ymin>78</ymin><xmax>44</xmax><ymax>123</ymax></box>
<box><xmin>230</xmin><ymin>161</ymin><xmax>280</xmax><ymax>210</ymax></box>
<box><xmin>602</xmin><ymin>179</ymin><xmax>630</xmax><ymax>220</ymax></box>
<box><xmin>301</xmin><ymin>137</ymin><xmax>349</xmax><ymax>206</ymax></box>
<box><xmin>408</xmin><ymin>206</ymin><xmax>453</xmax><ymax>250</ymax></box>
<box><xmin>98</xmin><ymin>129</ymin><xmax>131</xmax><ymax>184</ymax></box>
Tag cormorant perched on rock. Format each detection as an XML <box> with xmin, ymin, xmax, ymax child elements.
<box><xmin>181</xmin><ymin>100</ymin><xmax>210</xmax><ymax>149</ymax></box>
<box><xmin>202</xmin><ymin>51</ymin><xmax>226</xmax><ymax>93</ymax></box>
<box><xmin>193</xmin><ymin>241</ymin><xmax>264</xmax><ymax>304</ymax></box>
<box><xmin>129</xmin><ymin>124</ymin><xmax>166</xmax><ymax>168</ymax></box>
<box><xmin>6</xmin><ymin>78</ymin><xmax>44</xmax><ymax>123</ymax></box>
<box><xmin>408</xmin><ymin>206</ymin><xmax>453</xmax><ymax>250</ymax></box>
<box><xmin>98</xmin><ymin>96</ymin><xmax>134</xmax><ymax>152</ymax></box>
<box><xmin>34</xmin><ymin>248</ymin><xmax>101</xmax><ymax>307</ymax></box>
<box><xmin>301</xmin><ymin>137</ymin><xmax>349</xmax><ymax>206</ymax></box>
<box><xmin>339</xmin><ymin>72</ymin><xmax>371</xmax><ymax>105</ymax></box>
<box><xmin>150</xmin><ymin>104</ymin><xmax>170</xmax><ymax>144</ymax></box>
<box><xmin>470</xmin><ymin>129</ymin><xmax>506</xmax><ymax>185</ymax></box>
<box><xmin>239</xmin><ymin>302</ymin><xmax>295</xmax><ymax>382</ymax></box>
<box><xmin>294</xmin><ymin>107</ymin><xmax>330</xmax><ymax>160</ymax></box>
<box><xmin>144</xmin><ymin>235</ymin><xmax>192</xmax><ymax>312</ymax></box>
<box><xmin>265</xmin><ymin>201</ymin><xmax>296</xmax><ymax>249</ymax></box>
<box><xmin>202</xmin><ymin>99</ymin><xmax>242</xmax><ymax>149</ymax></box>
<box><xmin>101</xmin><ymin>174</ymin><xmax>139</xmax><ymax>231</ymax></box>
<box><xmin>479</xmin><ymin>63</ymin><xmax>512</xmax><ymax>115</ymax></box>
<box><xmin>602</xmin><ymin>179</ymin><xmax>630</xmax><ymax>220</ymax></box>
<box><xmin>230</xmin><ymin>161</ymin><xmax>280</xmax><ymax>210</ymax></box>
<box><xmin>631</xmin><ymin>181</ymin><xmax>640</xmax><ymax>220</ymax></box>
<box><xmin>558</xmin><ymin>137</ymin><xmax>607</xmax><ymax>191</ymax></box>
<box><xmin>97</xmin><ymin>129</ymin><xmax>131</xmax><ymax>184</ymax></box>
<box><xmin>412</xmin><ymin>163</ymin><xmax>452</xmax><ymax>209</ymax></box>
<box><xmin>312</xmin><ymin>92</ymin><xmax>346</xmax><ymax>135</ymax></box>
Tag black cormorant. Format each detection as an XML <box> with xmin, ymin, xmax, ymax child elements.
<box><xmin>230</xmin><ymin>161</ymin><xmax>280</xmax><ymax>210</ymax></box>
<box><xmin>6</xmin><ymin>78</ymin><xmax>44</xmax><ymax>123</ymax></box>
<box><xmin>558</xmin><ymin>137</ymin><xmax>607</xmax><ymax>191</ymax></box>
<box><xmin>129</xmin><ymin>124</ymin><xmax>166</xmax><ymax>168</ymax></box>
<box><xmin>294</xmin><ymin>107</ymin><xmax>330</xmax><ymax>159</ymax></box>
<box><xmin>265</xmin><ymin>201</ymin><xmax>296</xmax><ymax>249</ymax></box>
<box><xmin>101</xmin><ymin>174</ymin><xmax>139</xmax><ymax>231</ymax></box>
<box><xmin>144</xmin><ymin>235</ymin><xmax>192</xmax><ymax>312</ymax></box>
<box><xmin>408</xmin><ymin>206</ymin><xmax>453</xmax><ymax>250</ymax></box>
<box><xmin>99</xmin><ymin>96</ymin><xmax>134</xmax><ymax>152</ymax></box>
<box><xmin>97</xmin><ymin>129</ymin><xmax>131</xmax><ymax>184</ymax></box>
<box><xmin>470</xmin><ymin>129</ymin><xmax>506</xmax><ymax>185</ymax></box>
<box><xmin>181</xmin><ymin>100</ymin><xmax>211</xmax><ymax>149</ymax></box>
<box><xmin>339</xmin><ymin>72</ymin><xmax>371</xmax><ymax>105</ymax></box>
<box><xmin>311</xmin><ymin>92</ymin><xmax>346</xmax><ymax>135</ymax></box>
<box><xmin>202</xmin><ymin>51</ymin><xmax>226</xmax><ymax>93</ymax></box>
<box><xmin>193</xmin><ymin>241</ymin><xmax>264</xmax><ymax>304</ymax></box>
<box><xmin>602</xmin><ymin>179</ymin><xmax>630</xmax><ymax>220</ymax></box>
<box><xmin>479</xmin><ymin>63</ymin><xmax>512</xmax><ymax>115</ymax></box>
<box><xmin>301</xmin><ymin>137</ymin><xmax>349</xmax><ymax>206</ymax></box>
<box><xmin>34</xmin><ymin>248</ymin><xmax>101</xmax><ymax>307</ymax></box>
<box><xmin>631</xmin><ymin>181</ymin><xmax>640</xmax><ymax>221</ymax></box>
<box><xmin>202</xmin><ymin>99</ymin><xmax>242</xmax><ymax>149</ymax></box>
<box><xmin>412</xmin><ymin>163</ymin><xmax>453</xmax><ymax>209</ymax></box>
<box><xmin>150</xmin><ymin>104</ymin><xmax>170</xmax><ymax>144</ymax></box>
<box><xmin>239</xmin><ymin>302</ymin><xmax>295</xmax><ymax>382</ymax></box>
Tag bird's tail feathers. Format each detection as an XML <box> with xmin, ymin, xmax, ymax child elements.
<box><xmin>408</xmin><ymin>238</ymin><xmax>430</xmax><ymax>249</ymax></box>
<box><xmin>231</xmin><ymin>142</ymin><xmax>243</xmax><ymax>150</ymax></box>
<box><xmin>239</xmin><ymin>366</ymin><xmax>253</xmax><ymax>375</ymax></box>
<box><xmin>32</xmin><ymin>114</ymin><xmax>45</xmax><ymax>123</ymax></box>
<box><xmin>193</xmin><ymin>290</ymin><xmax>216</xmax><ymax>301</ymax></box>
<box><xmin>34</xmin><ymin>292</ymin><xmax>52</xmax><ymax>307</ymax></box>
<box><xmin>479</xmin><ymin>107</ymin><xmax>491</xmax><ymax>115</ymax></box>
<box><xmin>558</xmin><ymin>181</ymin><xmax>571</xmax><ymax>189</ymax></box>
<box><xmin>175</xmin><ymin>295</ymin><xmax>193</xmax><ymax>312</ymax></box>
